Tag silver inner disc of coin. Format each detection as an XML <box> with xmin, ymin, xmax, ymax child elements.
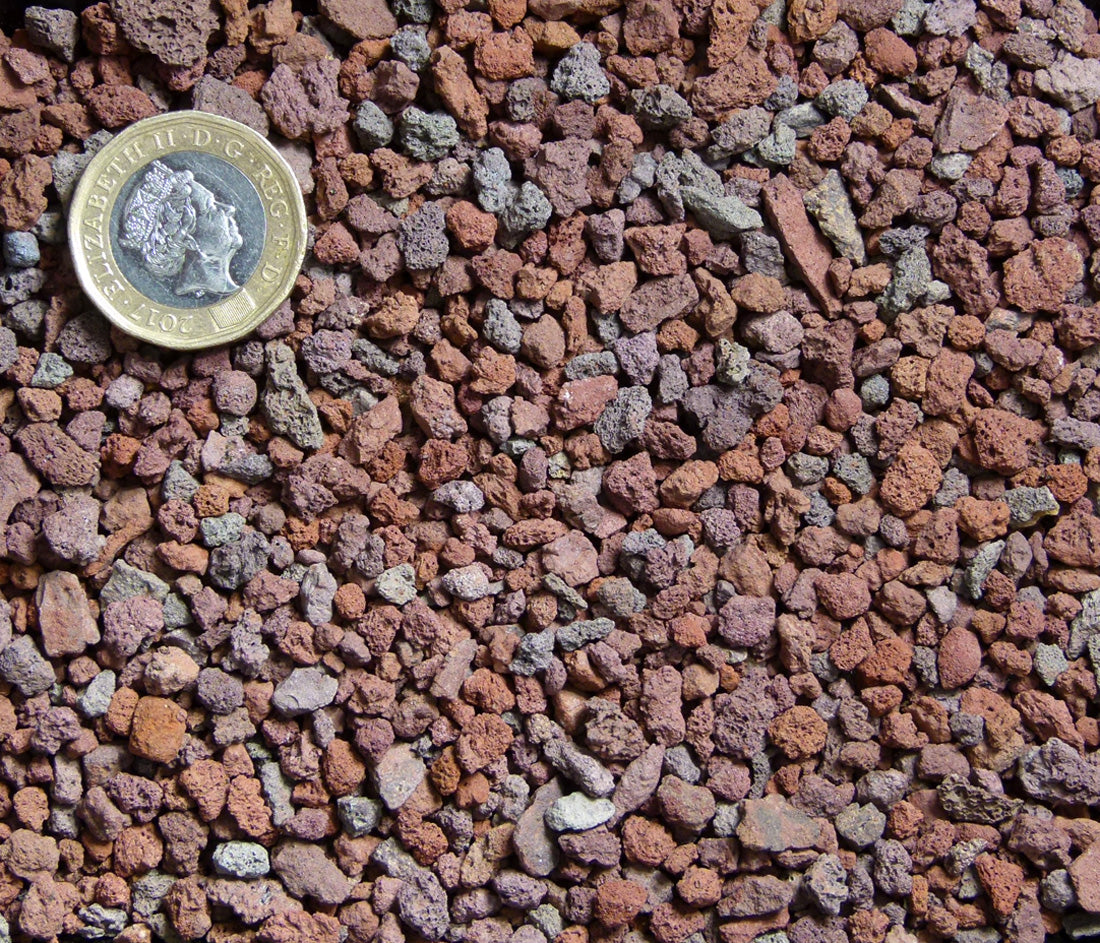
<box><xmin>110</xmin><ymin>151</ymin><xmax>267</xmax><ymax>309</ymax></box>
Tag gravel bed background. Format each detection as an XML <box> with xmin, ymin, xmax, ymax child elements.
<box><xmin>0</xmin><ymin>0</ymin><xmax>1097</xmax><ymax>941</ymax></box>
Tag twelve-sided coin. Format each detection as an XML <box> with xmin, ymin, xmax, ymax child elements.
<box><xmin>68</xmin><ymin>110</ymin><xmax>307</xmax><ymax>350</ymax></box>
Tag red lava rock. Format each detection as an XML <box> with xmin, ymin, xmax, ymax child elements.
<box><xmin>2</xmin><ymin>0</ymin><xmax>1099</xmax><ymax>934</ymax></box>
<box><xmin>456</xmin><ymin>713</ymin><xmax>515</xmax><ymax>772</ymax></box>
<box><xmin>0</xmin><ymin>154</ymin><xmax>52</xmax><ymax>231</ymax></box>
<box><xmin>761</xmin><ymin>174</ymin><xmax>841</xmax><ymax>316</ymax></box>
<box><xmin>691</xmin><ymin>50</ymin><xmax>776</xmax><ymax>119</ymax></box>
<box><xmin>879</xmin><ymin>442</ymin><xmax>942</xmax><ymax>516</ymax></box>
<box><xmin>971</xmin><ymin>408</ymin><xmax>1037</xmax><ymax>475</ymax></box>
<box><xmin>14</xmin><ymin>422</ymin><xmax>98</xmax><ymax>487</ymax></box>
<box><xmin>718</xmin><ymin>594</ymin><xmax>777</xmax><ymax>648</ymax></box>
<box><xmin>937</xmin><ymin>627</ymin><xmax>982</xmax><ymax>690</ymax></box>
<box><xmin>108</xmin><ymin>0</ymin><xmax>219</xmax><ymax>66</ymax></box>
<box><xmin>769</xmin><ymin>706</ymin><xmax>828</xmax><ymax>759</ymax></box>
<box><xmin>84</xmin><ymin>84</ymin><xmax>159</xmax><ymax>128</ymax></box>
<box><xmin>129</xmin><ymin>696</ymin><xmax>187</xmax><ymax>763</ymax></box>
<box><xmin>814</xmin><ymin>572</ymin><xmax>871</xmax><ymax>620</ymax></box>
<box><xmin>933</xmin><ymin>88</ymin><xmax>1009</xmax><ymax>152</ymax></box>
<box><xmin>1070</xmin><ymin>840</ymin><xmax>1100</xmax><ymax>912</ymax></box>
<box><xmin>1002</xmin><ymin>237</ymin><xmax>1085</xmax><ymax>314</ymax></box>
<box><xmin>35</xmin><ymin>570</ymin><xmax>100</xmax><ymax>656</ymax></box>
<box><xmin>1044</xmin><ymin>509</ymin><xmax>1100</xmax><ymax>567</ymax></box>
<box><xmin>320</xmin><ymin>0</ymin><xmax>398</xmax><ymax>40</ymax></box>
<box><xmin>594</xmin><ymin>878</ymin><xmax>648</xmax><ymax>926</ymax></box>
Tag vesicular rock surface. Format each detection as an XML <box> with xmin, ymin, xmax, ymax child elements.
<box><xmin>0</xmin><ymin>0</ymin><xmax>1099</xmax><ymax>941</ymax></box>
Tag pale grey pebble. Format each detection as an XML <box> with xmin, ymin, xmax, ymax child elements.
<box><xmin>337</xmin><ymin>796</ymin><xmax>383</xmax><ymax>837</ymax></box>
<box><xmin>950</xmin><ymin>711</ymin><xmax>985</xmax><ymax>748</ymax></box>
<box><xmin>835</xmin><ymin>803</ymin><xmax>886</xmax><ymax>849</ymax></box>
<box><xmin>0</xmin><ymin>326</ymin><xmax>16</xmax><ymax>374</ymax></box>
<box><xmin>631</xmin><ymin>84</ymin><xmax>691</xmax><ymax>130</ymax></box>
<box><xmin>550</xmin><ymin>43</ymin><xmax>610</xmax><ymax>103</ymax></box>
<box><xmin>595</xmin><ymin>577</ymin><xmax>646</xmax><ymax>616</ymax></box>
<box><xmin>754</xmin><ymin>120</ymin><xmax>797</xmax><ymax>167</ymax></box>
<box><xmin>212</xmin><ymin>841</ymin><xmax>270</xmax><ymax>879</ymax></box>
<box><xmin>0</xmin><ymin>636</ymin><xmax>55</xmax><ymax>696</ymax></box>
<box><xmin>874</xmin><ymin>839</ymin><xmax>913</xmax><ymax>896</ymax></box>
<box><xmin>398</xmin><ymin>108</ymin><xmax>459</xmax><ymax>161</ymax></box>
<box><xmin>1</xmin><ymin>232</ymin><xmax>38</xmax><ymax>268</ymax></box>
<box><xmin>259</xmin><ymin>761</ymin><xmax>295</xmax><ymax>826</ymax></box>
<box><xmin>802</xmin><ymin>491</ymin><xmax>834</xmax><ymax>528</ymax></box>
<box><xmin>565</xmin><ymin>351</ymin><xmax>618</xmax><ymax>380</ymax></box>
<box><xmin>300</xmin><ymin>562</ymin><xmax>337</xmax><ymax>626</ymax></box>
<box><xmin>510</xmin><ymin>630</ymin><xmax>555</xmax><ymax>676</ymax></box>
<box><xmin>556</xmin><ymin>618</ymin><xmax>614</xmax><ymax>652</ymax></box>
<box><xmin>78</xmin><ymin>670</ymin><xmax>116</xmax><ymax>719</ymax></box>
<box><xmin>100</xmin><ymin>559</ymin><xmax>170</xmax><ymax>606</ymax></box>
<box><xmin>272</xmin><ymin>667</ymin><xmax>339</xmax><ymax>716</ymax></box>
<box><xmin>262</xmin><ymin>342</ymin><xmax>324</xmax><ymax>450</ymax></box>
<box><xmin>354</xmin><ymin>100</ymin><xmax>394</xmax><ymax>150</ymax></box>
<box><xmin>787</xmin><ymin>452</ymin><xmax>829</xmax><ymax>485</ymax></box>
<box><xmin>25</xmin><ymin>5</ymin><xmax>80</xmax><ymax>60</ymax></box>
<box><xmin>934</xmin><ymin>466</ymin><xmax>970</xmax><ymax>506</ymax></box>
<box><xmin>377</xmin><ymin>563</ymin><xmax>417</xmax><ymax>604</ymax></box>
<box><xmin>130</xmin><ymin>872</ymin><xmax>174</xmax><ymax>918</ymax></box>
<box><xmin>613</xmin><ymin>332</ymin><xmax>659</xmax><ymax>385</ymax></box>
<box><xmin>499</xmin><ymin>182</ymin><xmax>553</xmax><ymax>243</ymax></box>
<box><xmin>544</xmin><ymin>794</ymin><xmax>615</xmax><ymax>832</ymax></box>
<box><xmin>964</xmin><ymin>539</ymin><xmax>1005</xmax><ymax>600</ymax></box>
<box><xmin>77</xmin><ymin>905</ymin><xmax>127</xmax><ymax>937</ymax></box>
<box><xmin>399</xmin><ymin>868</ymin><xmax>450</xmax><ymax>940</ymax></box>
<box><xmin>805</xmin><ymin>853</ymin><xmax>849</xmax><ymax>916</ymax></box>
<box><xmin>390</xmin><ymin>26</ymin><xmax>432</xmax><ymax>70</ymax></box>
<box><xmin>0</xmin><ymin>267</ymin><xmax>46</xmax><ymax>307</ymax></box>
<box><xmin>681</xmin><ymin>186</ymin><xmax>763</xmax><ymax>239</ymax></box>
<box><xmin>200</xmin><ymin>512</ymin><xmax>246</xmax><ymax>549</ymax></box>
<box><xmin>32</xmin><ymin>210</ymin><xmax>64</xmax><ymax>245</ymax></box>
<box><xmin>529</xmin><ymin>905</ymin><xmax>563</xmax><ymax>939</ymax></box>
<box><xmin>207</xmin><ymin>530</ymin><xmax>271</xmax><ymax>592</ymax></box>
<box><xmin>433</xmin><ymin>480</ymin><xmax>485</xmax><ymax>513</ymax></box>
<box><xmin>4</xmin><ymin>299</ymin><xmax>45</xmax><ymax>339</ymax></box>
<box><xmin>50</xmin><ymin>151</ymin><xmax>95</xmax><ymax>206</ymax></box>
<box><xmin>529</xmin><ymin>715</ymin><xmax>615</xmax><ymax>797</ymax></box>
<box><xmin>1004</xmin><ymin>485</ymin><xmax>1059</xmax><ymax>526</ymax></box>
<box><xmin>442</xmin><ymin>564</ymin><xmax>491</xmax><ymax>601</ymax></box>
<box><xmin>472</xmin><ymin>146</ymin><xmax>514</xmax><ymax>214</ymax></box>
<box><xmin>31</xmin><ymin>351</ymin><xmax>72</xmax><ymax>388</ymax></box>
<box><xmin>816</xmin><ymin>79</ymin><xmax>869</xmax><ymax>119</ymax></box>
<box><xmin>595</xmin><ymin>386</ymin><xmax>652</xmax><ymax>454</ymax></box>
<box><xmin>483</xmin><ymin>299</ymin><xmax>523</xmax><ymax>354</ymax></box>
<box><xmin>1050</xmin><ymin>416</ymin><xmax>1100</xmax><ymax>450</ymax></box>
<box><xmin>1041</xmin><ymin>869</ymin><xmax>1078</xmax><ymax>912</ymax></box>
<box><xmin>162</xmin><ymin>460</ymin><xmax>200</xmax><ymax>502</ymax></box>
<box><xmin>710</xmin><ymin>106</ymin><xmax>771</xmax><ymax>157</ymax></box>
<box><xmin>860</xmin><ymin>374</ymin><xmax>891</xmax><ymax>410</ymax></box>
<box><xmin>858</xmin><ymin>769</ymin><xmax>910</xmax><ymax>810</ymax></box>
<box><xmin>399</xmin><ymin>201</ymin><xmax>449</xmax><ymax>270</ymax></box>
<box><xmin>492</xmin><ymin>870</ymin><xmax>547</xmax><ymax>910</ymax></box>
<box><xmin>663</xmin><ymin>745</ymin><xmax>701</xmax><ymax>783</ymax></box>
<box><xmin>832</xmin><ymin>452</ymin><xmax>874</xmax><ymax>495</ymax></box>
<box><xmin>197</xmin><ymin>668</ymin><xmax>245</xmax><ymax>715</ymax></box>
<box><xmin>1033</xmin><ymin>643</ymin><xmax>1069</xmax><ymax>687</ymax></box>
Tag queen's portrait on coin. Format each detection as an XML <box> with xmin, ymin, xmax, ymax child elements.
<box><xmin>119</xmin><ymin>159</ymin><xmax>245</xmax><ymax>300</ymax></box>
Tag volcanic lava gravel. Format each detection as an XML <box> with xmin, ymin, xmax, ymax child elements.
<box><xmin>1</xmin><ymin>0</ymin><xmax>1100</xmax><ymax>941</ymax></box>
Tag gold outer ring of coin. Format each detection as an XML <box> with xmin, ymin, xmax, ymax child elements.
<box><xmin>68</xmin><ymin>110</ymin><xmax>308</xmax><ymax>351</ymax></box>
